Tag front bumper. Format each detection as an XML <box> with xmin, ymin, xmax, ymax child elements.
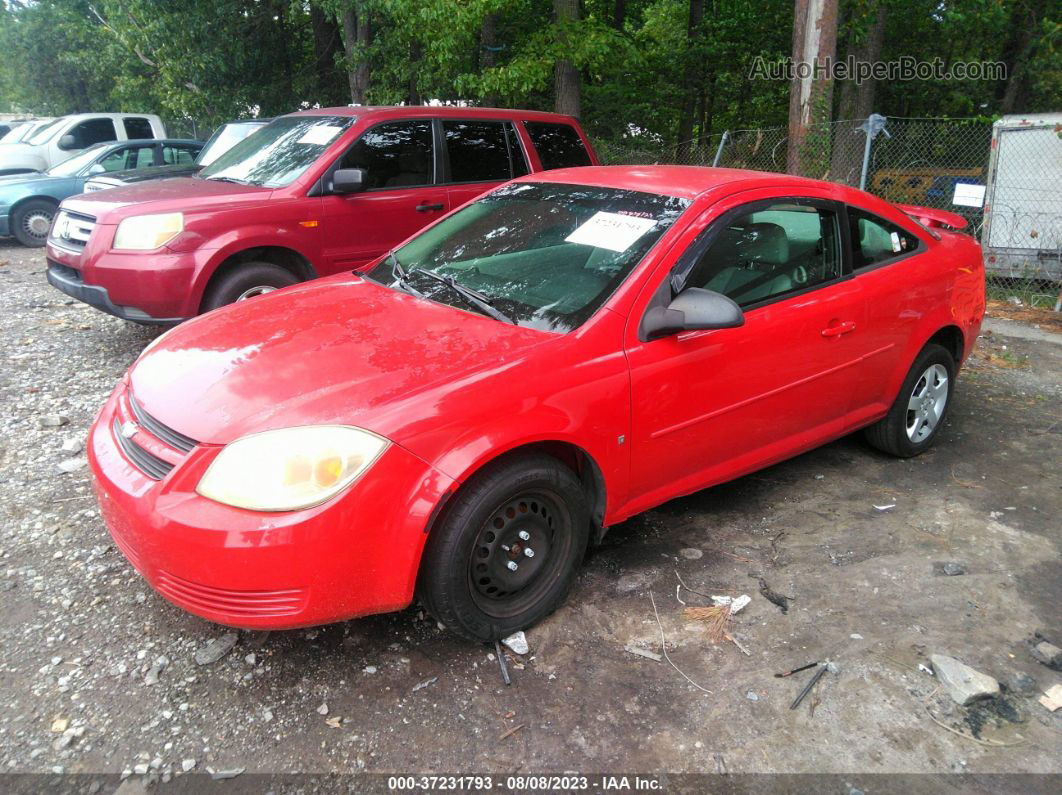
<box><xmin>88</xmin><ymin>383</ymin><xmax>456</xmax><ymax>629</ymax></box>
<box><xmin>47</xmin><ymin>261</ymin><xmax>183</xmax><ymax>325</ymax></box>
<box><xmin>46</xmin><ymin>235</ymin><xmax>200</xmax><ymax>322</ymax></box>
<box><xmin>0</xmin><ymin>208</ymin><xmax>9</xmax><ymax>237</ymax></box>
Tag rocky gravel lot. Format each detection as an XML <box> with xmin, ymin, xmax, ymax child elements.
<box><xmin>1</xmin><ymin>238</ymin><xmax>1060</xmax><ymax>786</ymax></box>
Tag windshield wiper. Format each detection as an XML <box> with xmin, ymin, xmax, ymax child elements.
<box><xmin>387</xmin><ymin>252</ymin><xmax>426</xmax><ymax>298</ymax></box>
<box><xmin>407</xmin><ymin>267</ymin><xmax>516</xmax><ymax>325</ymax></box>
<box><xmin>204</xmin><ymin>175</ymin><xmax>250</xmax><ymax>185</ymax></box>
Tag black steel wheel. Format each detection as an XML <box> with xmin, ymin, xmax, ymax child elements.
<box><xmin>418</xmin><ymin>453</ymin><xmax>590</xmax><ymax>641</ymax></box>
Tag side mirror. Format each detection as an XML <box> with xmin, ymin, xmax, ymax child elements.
<box><xmin>331</xmin><ymin>167</ymin><xmax>367</xmax><ymax>194</ymax></box>
<box><xmin>87</xmin><ymin>163</ymin><xmax>106</xmax><ymax>174</ymax></box>
<box><xmin>641</xmin><ymin>287</ymin><xmax>744</xmax><ymax>340</ymax></box>
<box><xmin>58</xmin><ymin>134</ymin><xmax>78</xmax><ymax>150</ymax></box>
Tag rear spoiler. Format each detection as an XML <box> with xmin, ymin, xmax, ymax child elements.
<box><xmin>894</xmin><ymin>203</ymin><xmax>969</xmax><ymax>231</ymax></box>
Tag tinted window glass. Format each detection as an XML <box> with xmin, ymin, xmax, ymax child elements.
<box><xmin>163</xmin><ymin>143</ymin><xmax>200</xmax><ymax>165</ymax></box>
<box><xmin>99</xmin><ymin>144</ymin><xmax>155</xmax><ymax>172</ymax></box>
<box><xmin>687</xmin><ymin>203</ymin><xmax>841</xmax><ymax>307</ymax></box>
<box><xmin>340</xmin><ymin>121</ymin><xmax>433</xmax><ymax>190</ymax></box>
<box><xmin>524</xmin><ymin>122</ymin><xmax>592</xmax><ymax>170</ymax></box>
<box><xmin>507</xmin><ymin>123</ymin><xmax>529</xmax><ymax>177</ymax></box>
<box><xmin>848</xmin><ymin>208</ymin><xmax>920</xmax><ymax>268</ymax></box>
<box><xmin>443</xmin><ymin>120</ymin><xmax>510</xmax><ymax>183</ymax></box>
<box><xmin>67</xmin><ymin>118</ymin><xmax>118</xmax><ymax>149</ymax></box>
<box><xmin>123</xmin><ymin>117</ymin><xmax>154</xmax><ymax>139</ymax></box>
<box><xmin>368</xmin><ymin>182</ymin><xmax>689</xmax><ymax>332</ymax></box>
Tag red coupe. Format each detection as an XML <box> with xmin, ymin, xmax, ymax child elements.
<box><xmin>88</xmin><ymin>166</ymin><xmax>985</xmax><ymax>640</ymax></box>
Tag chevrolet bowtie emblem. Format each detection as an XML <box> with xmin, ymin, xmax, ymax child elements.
<box><xmin>120</xmin><ymin>421</ymin><xmax>139</xmax><ymax>439</ymax></box>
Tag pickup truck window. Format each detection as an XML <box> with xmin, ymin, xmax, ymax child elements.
<box><xmin>339</xmin><ymin>120</ymin><xmax>434</xmax><ymax>190</ymax></box>
<box><xmin>123</xmin><ymin>117</ymin><xmax>154</xmax><ymax>139</ymax></box>
<box><xmin>26</xmin><ymin>118</ymin><xmax>65</xmax><ymax>145</ymax></box>
<box><xmin>200</xmin><ymin>115</ymin><xmax>356</xmax><ymax>188</ymax></box>
<box><xmin>67</xmin><ymin>118</ymin><xmax>118</xmax><ymax>149</ymax></box>
<box><xmin>524</xmin><ymin>122</ymin><xmax>592</xmax><ymax>170</ymax></box>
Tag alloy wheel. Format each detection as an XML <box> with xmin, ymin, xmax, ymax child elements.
<box><xmin>906</xmin><ymin>363</ymin><xmax>949</xmax><ymax>442</ymax></box>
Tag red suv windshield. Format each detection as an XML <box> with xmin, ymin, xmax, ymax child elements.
<box><xmin>200</xmin><ymin>115</ymin><xmax>356</xmax><ymax>187</ymax></box>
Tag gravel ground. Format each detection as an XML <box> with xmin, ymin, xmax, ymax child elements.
<box><xmin>1</xmin><ymin>238</ymin><xmax>1060</xmax><ymax>785</ymax></box>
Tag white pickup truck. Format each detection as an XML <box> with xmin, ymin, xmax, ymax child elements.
<box><xmin>0</xmin><ymin>113</ymin><xmax>166</xmax><ymax>176</ymax></box>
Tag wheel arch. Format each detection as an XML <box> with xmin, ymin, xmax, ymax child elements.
<box><xmin>925</xmin><ymin>324</ymin><xmax>965</xmax><ymax>366</ymax></box>
<box><xmin>197</xmin><ymin>245</ymin><xmax>318</xmax><ymax>313</ymax></box>
<box><xmin>10</xmin><ymin>193</ymin><xmax>59</xmax><ymax>216</ymax></box>
<box><xmin>427</xmin><ymin>439</ymin><xmax>609</xmax><ymax>545</ymax></box>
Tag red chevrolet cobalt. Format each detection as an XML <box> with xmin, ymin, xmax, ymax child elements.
<box><xmin>88</xmin><ymin>166</ymin><xmax>985</xmax><ymax>640</ymax></box>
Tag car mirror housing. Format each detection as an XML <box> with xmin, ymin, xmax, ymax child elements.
<box><xmin>641</xmin><ymin>287</ymin><xmax>744</xmax><ymax>340</ymax></box>
<box><xmin>58</xmin><ymin>134</ymin><xmax>78</xmax><ymax>150</ymax></box>
<box><xmin>331</xmin><ymin>168</ymin><xmax>367</xmax><ymax>194</ymax></box>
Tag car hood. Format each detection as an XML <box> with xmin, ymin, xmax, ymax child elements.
<box><xmin>0</xmin><ymin>144</ymin><xmax>42</xmax><ymax>167</ymax></box>
<box><xmin>59</xmin><ymin>176</ymin><xmax>271</xmax><ymax>221</ymax></box>
<box><xmin>91</xmin><ymin>163</ymin><xmax>200</xmax><ymax>186</ymax></box>
<box><xmin>129</xmin><ymin>276</ymin><xmax>551</xmax><ymax>446</ymax></box>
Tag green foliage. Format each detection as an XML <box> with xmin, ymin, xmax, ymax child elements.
<box><xmin>0</xmin><ymin>0</ymin><xmax>1058</xmax><ymax>148</ymax></box>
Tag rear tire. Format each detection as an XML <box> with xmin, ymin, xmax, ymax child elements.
<box><xmin>11</xmin><ymin>199</ymin><xmax>57</xmax><ymax>247</ymax></box>
<box><xmin>201</xmin><ymin>261</ymin><xmax>299</xmax><ymax>312</ymax></box>
<box><xmin>417</xmin><ymin>454</ymin><xmax>590</xmax><ymax>641</ymax></box>
<box><xmin>864</xmin><ymin>343</ymin><xmax>955</xmax><ymax>457</ymax></box>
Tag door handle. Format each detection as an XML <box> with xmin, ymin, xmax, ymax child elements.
<box><xmin>821</xmin><ymin>321</ymin><xmax>857</xmax><ymax>337</ymax></box>
<box><xmin>416</xmin><ymin>203</ymin><xmax>445</xmax><ymax>213</ymax></box>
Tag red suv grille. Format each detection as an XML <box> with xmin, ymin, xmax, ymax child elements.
<box><xmin>156</xmin><ymin>570</ymin><xmax>307</xmax><ymax>617</ymax></box>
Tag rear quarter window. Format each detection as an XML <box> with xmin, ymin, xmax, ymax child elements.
<box><xmin>523</xmin><ymin>122</ymin><xmax>592</xmax><ymax>170</ymax></box>
<box><xmin>847</xmin><ymin>208</ymin><xmax>921</xmax><ymax>269</ymax></box>
<box><xmin>123</xmin><ymin>117</ymin><xmax>154</xmax><ymax>139</ymax></box>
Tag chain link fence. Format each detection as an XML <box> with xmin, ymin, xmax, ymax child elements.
<box><xmin>599</xmin><ymin>114</ymin><xmax>1062</xmax><ymax>310</ymax></box>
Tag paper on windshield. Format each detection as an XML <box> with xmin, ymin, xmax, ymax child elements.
<box><xmin>565</xmin><ymin>211</ymin><xmax>657</xmax><ymax>252</ymax></box>
<box><xmin>297</xmin><ymin>125</ymin><xmax>344</xmax><ymax>146</ymax></box>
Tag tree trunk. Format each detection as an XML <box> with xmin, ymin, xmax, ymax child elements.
<box><xmin>676</xmin><ymin>0</ymin><xmax>705</xmax><ymax>160</ymax></box>
<box><xmin>830</xmin><ymin>0</ymin><xmax>885</xmax><ymax>184</ymax></box>
<box><xmin>786</xmin><ymin>0</ymin><xmax>839</xmax><ymax>175</ymax></box>
<box><xmin>340</xmin><ymin>5</ymin><xmax>371</xmax><ymax>105</ymax></box>
<box><xmin>553</xmin><ymin>0</ymin><xmax>581</xmax><ymax>118</ymax></box>
<box><xmin>480</xmin><ymin>12</ymin><xmax>499</xmax><ymax>107</ymax></box>
<box><xmin>310</xmin><ymin>4</ymin><xmax>344</xmax><ymax>106</ymax></box>
<box><xmin>613</xmin><ymin>0</ymin><xmax>626</xmax><ymax>30</ymax></box>
<box><xmin>998</xmin><ymin>0</ymin><xmax>1045</xmax><ymax>114</ymax></box>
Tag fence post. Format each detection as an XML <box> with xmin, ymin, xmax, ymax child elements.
<box><xmin>858</xmin><ymin>113</ymin><xmax>889</xmax><ymax>191</ymax></box>
<box><xmin>712</xmin><ymin>131</ymin><xmax>729</xmax><ymax>167</ymax></box>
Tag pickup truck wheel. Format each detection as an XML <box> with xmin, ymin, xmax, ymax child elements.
<box><xmin>201</xmin><ymin>261</ymin><xmax>299</xmax><ymax>312</ymax></box>
<box><xmin>12</xmin><ymin>199</ymin><xmax>56</xmax><ymax>247</ymax></box>
<box><xmin>864</xmin><ymin>343</ymin><xmax>955</xmax><ymax>458</ymax></box>
<box><xmin>417</xmin><ymin>454</ymin><xmax>590</xmax><ymax>642</ymax></box>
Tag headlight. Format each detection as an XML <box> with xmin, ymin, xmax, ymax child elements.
<box><xmin>196</xmin><ymin>426</ymin><xmax>388</xmax><ymax>511</ymax></box>
<box><xmin>113</xmin><ymin>212</ymin><xmax>184</xmax><ymax>250</ymax></box>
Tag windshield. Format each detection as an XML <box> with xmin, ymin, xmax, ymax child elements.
<box><xmin>26</xmin><ymin>118</ymin><xmax>65</xmax><ymax>146</ymax></box>
<box><xmin>46</xmin><ymin>144</ymin><xmax>108</xmax><ymax>176</ymax></box>
<box><xmin>199</xmin><ymin>115</ymin><xmax>355</xmax><ymax>187</ymax></box>
<box><xmin>367</xmin><ymin>182</ymin><xmax>690</xmax><ymax>332</ymax></box>
<box><xmin>1</xmin><ymin>123</ymin><xmax>29</xmax><ymax>144</ymax></box>
<box><xmin>197</xmin><ymin>122</ymin><xmax>266</xmax><ymax>166</ymax></box>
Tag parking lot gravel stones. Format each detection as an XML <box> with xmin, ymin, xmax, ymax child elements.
<box><xmin>0</xmin><ymin>241</ymin><xmax>1060</xmax><ymax>777</ymax></box>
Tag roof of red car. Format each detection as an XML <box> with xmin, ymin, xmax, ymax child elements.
<box><xmin>291</xmin><ymin>105</ymin><xmax>578</xmax><ymax>123</ymax></box>
<box><xmin>521</xmin><ymin>165</ymin><xmax>833</xmax><ymax>200</ymax></box>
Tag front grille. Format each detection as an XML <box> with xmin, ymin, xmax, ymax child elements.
<box><xmin>156</xmin><ymin>570</ymin><xmax>308</xmax><ymax>618</ymax></box>
<box><xmin>112</xmin><ymin>419</ymin><xmax>174</xmax><ymax>480</ymax></box>
<box><xmin>129</xmin><ymin>394</ymin><xmax>197</xmax><ymax>454</ymax></box>
<box><xmin>50</xmin><ymin>209</ymin><xmax>96</xmax><ymax>250</ymax></box>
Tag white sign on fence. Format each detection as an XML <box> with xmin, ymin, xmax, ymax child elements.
<box><xmin>952</xmin><ymin>182</ymin><xmax>986</xmax><ymax>208</ymax></box>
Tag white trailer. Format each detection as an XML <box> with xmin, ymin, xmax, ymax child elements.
<box><xmin>981</xmin><ymin>113</ymin><xmax>1062</xmax><ymax>284</ymax></box>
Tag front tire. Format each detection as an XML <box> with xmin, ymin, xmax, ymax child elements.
<box><xmin>201</xmin><ymin>261</ymin><xmax>300</xmax><ymax>313</ymax></box>
<box><xmin>417</xmin><ymin>454</ymin><xmax>590</xmax><ymax>641</ymax></box>
<box><xmin>11</xmin><ymin>199</ymin><xmax>57</xmax><ymax>247</ymax></box>
<box><xmin>864</xmin><ymin>343</ymin><xmax>955</xmax><ymax>457</ymax></box>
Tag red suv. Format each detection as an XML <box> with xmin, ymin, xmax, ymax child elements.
<box><xmin>45</xmin><ymin>107</ymin><xmax>597</xmax><ymax>324</ymax></box>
